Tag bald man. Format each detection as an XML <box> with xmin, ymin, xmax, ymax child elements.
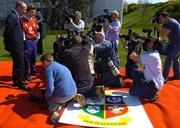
<box><xmin>3</xmin><ymin>1</ymin><xmax>31</xmax><ymax>91</ymax></box>
<box><xmin>94</xmin><ymin>32</ymin><xmax>124</xmax><ymax>86</ymax></box>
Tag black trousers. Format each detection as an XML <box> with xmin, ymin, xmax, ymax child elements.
<box><xmin>10</xmin><ymin>43</ymin><xmax>25</xmax><ymax>86</ymax></box>
<box><xmin>37</xmin><ymin>38</ymin><xmax>43</xmax><ymax>55</ymax></box>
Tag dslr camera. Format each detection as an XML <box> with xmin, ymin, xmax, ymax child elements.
<box><xmin>151</xmin><ymin>16</ymin><xmax>159</xmax><ymax>24</ymax></box>
<box><xmin>142</xmin><ymin>28</ymin><xmax>152</xmax><ymax>37</ymax></box>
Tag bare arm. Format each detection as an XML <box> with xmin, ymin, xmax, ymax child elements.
<box><xmin>129</xmin><ymin>51</ymin><xmax>140</xmax><ymax>62</ymax></box>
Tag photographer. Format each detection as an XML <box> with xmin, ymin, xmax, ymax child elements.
<box><xmin>153</xmin><ymin>11</ymin><xmax>180</xmax><ymax>82</ymax></box>
<box><xmin>104</xmin><ymin>10</ymin><xmax>121</xmax><ymax>45</ymax></box>
<box><xmin>61</xmin><ymin>35</ymin><xmax>94</xmax><ymax>96</ymax></box>
<box><xmin>64</xmin><ymin>11</ymin><xmax>85</xmax><ymax>32</ymax></box>
<box><xmin>120</xmin><ymin>31</ymin><xmax>140</xmax><ymax>79</ymax></box>
<box><xmin>53</xmin><ymin>34</ymin><xmax>63</xmax><ymax>61</ymax></box>
<box><xmin>94</xmin><ymin>32</ymin><xmax>124</xmax><ymax>86</ymax></box>
<box><xmin>129</xmin><ymin>38</ymin><xmax>165</xmax><ymax>102</ymax></box>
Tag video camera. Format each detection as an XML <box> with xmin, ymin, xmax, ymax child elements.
<box><xmin>57</xmin><ymin>30</ymin><xmax>80</xmax><ymax>48</ymax></box>
<box><xmin>119</xmin><ymin>29</ymin><xmax>132</xmax><ymax>41</ymax></box>
<box><xmin>119</xmin><ymin>28</ymin><xmax>163</xmax><ymax>53</ymax></box>
<box><xmin>63</xmin><ymin>8</ymin><xmax>75</xmax><ymax>23</ymax></box>
<box><xmin>95</xmin><ymin>9</ymin><xmax>111</xmax><ymax>23</ymax></box>
<box><xmin>119</xmin><ymin>29</ymin><xmax>143</xmax><ymax>55</ymax></box>
<box><xmin>56</xmin><ymin>29</ymin><xmax>95</xmax><ymax>51</ymax></box>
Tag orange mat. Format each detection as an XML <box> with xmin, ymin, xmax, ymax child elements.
<box><xmin>0</xmin><ymin>61</ymin><xmax>180</xmax><ymax>128</ymax></box>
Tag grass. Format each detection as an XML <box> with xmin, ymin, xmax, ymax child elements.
<box><xmin>0</xmin><ymin>35</ymin><xmax>55</xmax><ymax>61</ymax></box>
<box><xmin>0</xmin><ymin>1</ymin><xmax>178</xmax><ymax>67</ymax></box>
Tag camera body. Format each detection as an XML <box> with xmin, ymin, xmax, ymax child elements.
<box><xmin>142</xmin><ymin>28</ymin><xmax>152</xmax><ymax>37</ymax></box>
<box><xmin>151</xmin><ymin>17</ymin><xmax>159</xmax><ymax>24</ymax></box>
<box><xmin>63</xmin><ymin>9</ymin><xmax>75</xmax><ymax>23</ymax></box>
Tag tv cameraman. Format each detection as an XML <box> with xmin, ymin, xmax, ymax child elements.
<box><xmin>129</xmin><ymin>38</ymin><xmax>165</xmax><ymax>102</ymax></box>
<box><xmin>64</xmin><ymin>11</ymin><xmax>85</xmax><ymax>32</ymax></box>
<box><xmin>104</xmin><ymin>10</ymin><xmax>121</xmax><ymax>46</ymax></box>
<box><xmin>153</xmin><ymin>11</ymin><xmax>180</xmax><ymax>82</ymax></box>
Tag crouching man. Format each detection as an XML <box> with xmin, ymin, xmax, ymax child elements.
<box><xmin>40</xmin><ymin>54</ymin><xmax>85</xmax><ymax>124</ymax></box>
<box><xmin>94</xmin><ymin>32</ymin><xmax>124</xmax><ymax>86</ymax></box>
<box><xmin>129</xmin><ymin>38</ymin><xmax>164</xmax><ymax>102</ymax></box>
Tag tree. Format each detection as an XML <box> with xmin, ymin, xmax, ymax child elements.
<box><xmin>42</xmin><ymin>0</ymin><xmax>95</xmax><ymax>29</ymax></box>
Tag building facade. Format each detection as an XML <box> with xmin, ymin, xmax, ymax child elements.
<box><xmin>0</xmin><ymin>0</ymin><xmax>43</xmax><ymax>28</ymax></box>
<box><xmin>0</xmin><ymin>0</ymin><xmax>124</xmax><ymax>28</ymax></box>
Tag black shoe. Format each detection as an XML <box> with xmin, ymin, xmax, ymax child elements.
<box><xmin>119</xmin><ymin>78</ymin><xmax>125</xmax><ymax>87</ymax></box>
<box><xmin>30</xmin><ymin>71</ymin><xmax>40</xmax><ymax>76</ymax></box>
<box><xmin>13</xmin><ymin>81</ymin><xmax>25</xmax><ymax>87</ymax></box>
<box><xmin>169</xmin><ymin>76</ymin><xmax>180</xmax><ymax>80</ymax></box>
<box><xmin>25</xmin><ymin>76</ymin><xmax>32</xmax><ymax>81</ymax></box>
<box><xmin>146</xmin><ymin>93</ymin><xmax>159</xmax><ymax>103</ymax></box>
<box><xmin>12</xmin><ymin>83</ymin><xmax>18</xmax><ymax>87</ymax></box>
<box><xmin>18</xmin><ymin>85</ymin><xmax>32</xmax><ymax>91</ymax></box>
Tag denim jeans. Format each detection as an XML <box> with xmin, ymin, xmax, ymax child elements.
<box><xmin>159</xmin><ymin>44</ymin><xmax>180</xmax><ymax>80</ymax></box>
<box><xmin>125</xmin><ymin>60</ymin><xmax>138</xmax><ymax>79</ymax></box>
<box><xmin>95</xmin><ymin>61</ymin><xmax>122</xmax><ymax>86</ymax></box>
<box><xmin>47</xmin><ymin>94</ymin><xmax>76</xmax><ymax>113</ymax></box>
<box><xmin>129</xmin><ymin>70</ymin><xmax>158</xmax><ymax>99</ymax></box>
<box><xmin>24</xmin><ymin>39</ymin><xmax>37</xmax><ymax>79</ymax></box>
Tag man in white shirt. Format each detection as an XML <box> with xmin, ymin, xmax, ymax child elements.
<box><xmin>129</xmin><ymin>38</ymin><xmax>164</xmax><ymax>102</ymax></box>
<box><xmin>64</xmin><ymin>11</ymin><xmax>85</xmax><ymax>32</ymax></box>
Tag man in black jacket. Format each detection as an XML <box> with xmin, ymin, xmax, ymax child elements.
<box><xmin>3</xmin><ymin>1</ymin><xmax>31</xmax><ymax>91</ymax></box>
<box><xmin>61</xmin><ymin>35</ymin><xmax>94</xmax><ymax>95</ymax></box>
<box><xmin>94</xmin><ymin>32</ymin><xmax>124</xmax><ymax>86</ymax></box>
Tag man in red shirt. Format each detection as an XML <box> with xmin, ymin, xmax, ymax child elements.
<box><xmin>21</xmin><ymin>4</ymin><xmax>38</xmax><ymax>81</ymax></box>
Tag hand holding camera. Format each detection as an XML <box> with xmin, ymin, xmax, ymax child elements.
<box><xmin>69</xmin><ymin>17</ymin><xmax>73</xmax><ymax>23</ymax></box>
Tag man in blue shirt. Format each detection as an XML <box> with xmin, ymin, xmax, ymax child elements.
<box><xmin>154</xmin><ymin>11</ymin><xmax>180</xmax><ymax>82</ymax></box>
<box><xmin>41</xmin><ymin>54</ymin><xmax>85</xmax><ymax>124</ymax></box>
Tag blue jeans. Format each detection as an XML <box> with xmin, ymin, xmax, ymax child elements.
<box><xmin>24</xmin><ymin>39</ymin><xmax>37</xmax><ymax>79</ymax></box>
<box><xmin>159</xmin><ymin>44</ymin><xmax>180</xmax><ymax>80</ymax></box>
<box><xmin>47</xmin><ymin>94</ymin><xmax>76</xmax><ymax>113</ymax></box>
<box><xmin>125</xmin><ymin>60</ymin><xmax>138</xmax><ymax>79</ymax></box>
<box><xmin>129</xmin><ymin>70</ymin><xmax>158</xmax><ymax>99</ymax></box>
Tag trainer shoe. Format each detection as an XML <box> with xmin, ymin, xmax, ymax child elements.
<box><xmin>18</xmin><ymin>85</ymin><xmax>32</xmax><ymax>91</ymax></box>
<box><xmin>146</xmin><ymin>93</ymin><xmax>160</xmax><ymax>102</ymax></box>
<box><xmin>73</xmin><ymin>93</ymin><xmax>86</xmax><ymax>108</ymax></box>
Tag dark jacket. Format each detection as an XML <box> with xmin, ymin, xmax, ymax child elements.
<box><xmin>94</xmin><ymin>40</ymin><xmax>120</xmax><ymax>71</ymax></box>
<box><xmin>3</xmin><ymin>10</ymin><xmax>24</xmax><ymax>52</ymax></box>
<box><xmin>61</xmin><ymin>41</ymin><xmax>94</xmax><ymax>91</ymax></box>
<box><xmin>37</xmin><ymin>21</ymin><xmax>46</xmax><ymax>39</ymax></box>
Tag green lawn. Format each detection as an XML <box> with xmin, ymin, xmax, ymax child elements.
<box><xmin>1</xmin><ymin>1</ymin><xmax>176</xmax><ymax>66</ymax></box>
<box><xmin>0</xmin><ymin>35</ymin><xmax>55</xmax><ymax>60</ymax></box>
<box><xmin>0</xmin><ymin>34</ymin><xmax>128</xmax><ymax>66</ymax></box>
